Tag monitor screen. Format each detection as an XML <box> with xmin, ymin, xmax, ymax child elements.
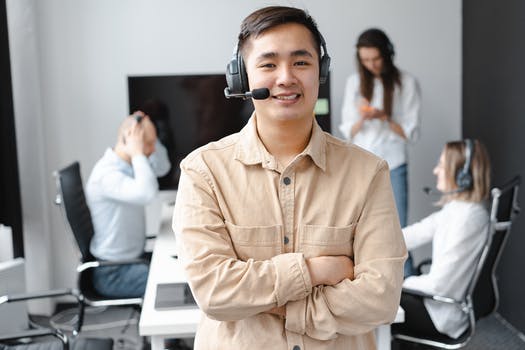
<box><xmin>128</xmin><ymin>74</ymin><xmax>331</xmax><ymax>190</ymax></box>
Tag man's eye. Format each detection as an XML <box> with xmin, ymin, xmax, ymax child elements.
<box><xmin>259</xmin><ymin>63</ymin><xmax>275</xmax><ymax>68</ymax></box>
<box><xmin>295</xmin><ymin>61</ymin><xmax>309</xmax><ymax>66</ymax></box>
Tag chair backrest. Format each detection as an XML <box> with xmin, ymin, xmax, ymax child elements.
<box><xmin>393</xmin><ymin>176</ymin><xmax>521</xmax><ymax>349</ymax></box>
<box><xmin>54</xmin><ymin>162</ymin><xmax>95</xmax><ymax>263</ymax></box>
<box><xmin>470</xmin><ymin>175</ymin><xmax>521</xmax><ymax>320</ymax></box>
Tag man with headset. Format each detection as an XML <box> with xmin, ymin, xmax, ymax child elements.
<box><xmin>173</xmin><ymin>6</ymin><xmax>406</xmax><ymax>350</ymax></box>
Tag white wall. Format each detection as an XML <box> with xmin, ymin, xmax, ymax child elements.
<box><xmin>7</xmin><ymin>0</ymin><xmax>461</xmax><ymax>295</ymax></box>
<box><xmin>6</xmin><ymin>0</ymin><xmax>53</xmax><ymax>314</ymax></box>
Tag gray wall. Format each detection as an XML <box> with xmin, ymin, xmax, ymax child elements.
<box><xmin>7</xmin><ymin>0</ymin><xmax>461</xmax><ymax>311</ymax></box>
<box><xmin>463</xmin><ymin>0</ymin><xmax>525</xmax><ymax>334</ymax></box>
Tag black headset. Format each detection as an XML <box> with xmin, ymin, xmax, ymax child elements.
<box><xmin>456</xmin><ymin>139</ymin><xmax>474</xmax><ymax>191</ymax></box>
<box><xmin>225</xmin><ymin>32</ymin><xmax>331</xmax><ymax>96</ymax></box>
<box><xmin>385</xmin><ymin>40</ymin><xmax>395</xmax><ymax>59</ymax></box>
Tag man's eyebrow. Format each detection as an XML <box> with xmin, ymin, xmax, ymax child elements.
<box><xmin>255</xmin><ymin>51</ymin><xmax>277</xmax><ymax>61</ymax></box>
<box><xmin>291</xmin><ymin>49</ymin><xmax>314</xmax><ymax>58</ymax></box>
<box><xmin>255</xmin><ymin>49</ymin><xmax>315</xmax><ymax>61</ymax></box>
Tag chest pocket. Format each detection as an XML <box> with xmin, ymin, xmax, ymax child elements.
<box><xmin>225</xmin><ymin>221</ymin><xmax>282</xmax><ymax>262</ymax></box>
<box><xmin>299</xmin><ymin>224</ymin><xmax>355</xmax><ymax>259</ymax></box>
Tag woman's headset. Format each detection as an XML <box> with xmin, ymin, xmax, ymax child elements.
<box><xmin>456</xmin><ymin>139</ymin><xmax>474</xmax><ymax>191</ymax></box>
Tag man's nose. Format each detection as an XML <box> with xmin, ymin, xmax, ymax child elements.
<box><xmin>276</xmin><ymin>65</ymin><xmax>297</xmax><ymax>86</ymax></box>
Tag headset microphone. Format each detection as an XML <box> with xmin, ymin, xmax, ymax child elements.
<box><xmin>423</xmin><ymin>187</ymin><xmax>435</xmax><ymax>195</ymax></box>
<box><xmin>224</xmin><ymin>87</ymin><xmax>270</xmax><ymax>100</ymax></box>
<box><xmin>423</xmin><ymin>187</ymin><xmax>464</xmax><ymax>196</ymax></box>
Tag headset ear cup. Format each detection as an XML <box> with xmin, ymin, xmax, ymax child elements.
<box><xmin>387</xmin><ymin>42</ymin><xmax>395</xmax><ymax>58</ymax></box>
<box><xmin>456</xmin><ymin>171</ymin><xmax>471</xmax><ymax>191</ymax></box>
<box><xmin>225</xmin><ymin>49</ymin><xmax>247</xmax><ymax>95</ymax></box>
<box><xmin>456</xmin><ymin>139</ymin><xmax>474</xmax><ymax>190</ymax></box>
<box><xmin>319</xmin><ymin>54</ymin><xmax>331</xmax><ymax>84</ymax></box>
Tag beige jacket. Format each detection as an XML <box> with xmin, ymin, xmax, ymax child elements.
<box><xmin>173</xmin><ymin>116</ymin><xmax>406</xmax><ymax>350</ymax></box>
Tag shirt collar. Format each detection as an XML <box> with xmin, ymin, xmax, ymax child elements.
<box><xmin>234</xmin><ymin>113</ymin><xmax>327</xmax><ymax>172</ymax></box>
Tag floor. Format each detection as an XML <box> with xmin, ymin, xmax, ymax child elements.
<box><xmin>33</xmin><ymin>305</ymin><xmax>192</xmax><ymax>350</ymax></box>
<box><xmin>35</xmin><ymin>306</ymin><xmax>525</xmax><ymax>350</ymax></box>
<box><xmin>393</xmin><ymin>313</ymin><xmax>525</xmax><ymax>350</ymax></box>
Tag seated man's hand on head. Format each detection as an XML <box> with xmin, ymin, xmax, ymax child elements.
<box><xmin>119</xmin><ymin>112</ymin><xmax>158</xmax><ymax>159</ymax></box>
<box><xmin>124</xmin><ymin>117</ymin><xmax>146</xmax><ymax>157</ymax></box>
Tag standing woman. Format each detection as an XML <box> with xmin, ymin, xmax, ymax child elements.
<box><xmin>339</xmin><ymin>28</ymin><xmax>421</xmax><ymax>276</ymax></box>
<box><xmin>393</xmin><ymin>139</ymin><xmax>491</xmax><ymax>339</ymax></box>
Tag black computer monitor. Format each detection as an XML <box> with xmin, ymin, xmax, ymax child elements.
<box><xmin>128</xmin><ymin>73</ymin><xmax>331</xmax><ymax>190</ymax></box>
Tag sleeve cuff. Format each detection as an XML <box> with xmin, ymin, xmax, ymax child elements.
<box><xmin>271</xmin><ymin>253</ymin><xmax>312</xmax><ymax>306</ymax></box>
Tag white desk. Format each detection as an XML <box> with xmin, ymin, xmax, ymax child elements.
<box><xmin>377</xmin><ymin>308</ymin><xmax>404</xmax><ymax>350</ymax></box>
<box><xmin>0</xmin><ymin>258</ymin><xmax>28</xmax><ymax>334</ymax></box>
<box><xmin>139</xmin><ymin>206</ymin><xmax>201</xmax><ymax>350</ymax></box>
<box><xmin>139</xmin><ymin>207</ymin><xmax>404</xmax><ymax>350</ymax></box>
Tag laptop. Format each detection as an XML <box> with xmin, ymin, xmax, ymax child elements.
<box><xmin>154</xmin><ymin>282</ymin><xmax>197</xmax><ymax>310</ymax></box>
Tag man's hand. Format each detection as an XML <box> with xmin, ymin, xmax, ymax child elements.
<box><xmin>306</xmin><ymin>256</ymin><xmax>354</xmax><ymax>286</ymax></box>
<box><xmin>124</xmin><ymin>115</ymin><xmax>146</xmax><ymax>157</ymax></box>
<box><xmin>262</xmin><ymin>256</ymin><xmax>354</xmax><ymax>318</ymax></box>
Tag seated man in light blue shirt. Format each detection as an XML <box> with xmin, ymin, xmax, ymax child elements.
<box><xmin>86</xmin><ymin>112</ymin><xmax>161</xmax><ymax>298</ymax></box>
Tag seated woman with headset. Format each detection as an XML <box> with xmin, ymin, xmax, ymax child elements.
<box><xmin>393</xmin><ymin>139</ymin><xmax>491</xmax><ymax>339</ymax></box>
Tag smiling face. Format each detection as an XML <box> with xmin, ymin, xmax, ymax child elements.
<box><xmin>242</xmin><ymin>23</ymin><xmax>320</xmax><ymax>124</ymax></box>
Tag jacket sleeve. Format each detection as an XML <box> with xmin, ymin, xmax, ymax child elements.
<box><xmin>285</xmin><ymin>160</ymin><xmax>407</xmax><ymax>339</ymax></box>
<box><xmin>173</xmin><ymin>160</ymin><xmax>312</xmax><ymax>321</ymax></box>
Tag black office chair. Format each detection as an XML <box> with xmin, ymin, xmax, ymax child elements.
<box><xmin>53</xmin><ymin>161</ymin><xmax>145</xmax><ymax>308</ymax></box>
<box><xmin>0</xmin><ymin>289</ymin><xmax>113</xmax><ymax>350</ymax></box>
<box><xmin>392</xmin><ymin>175</ymin><xmax>521</xmax><ymax>349</ymax></box>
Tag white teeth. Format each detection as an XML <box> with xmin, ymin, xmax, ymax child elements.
<box><xmin>276</xmin><ymin>95</ymin><xmax>298</xmax><ymax>100</ymax></box>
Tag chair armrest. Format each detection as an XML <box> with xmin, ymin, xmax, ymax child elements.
<box><xmin>2</xmin><ymin>288</ymin><xmax>81</xmax><ymax>303</ymax></box>
<box><xmin>76</xmin><ymin>258</ymin><xmax>148</xmax><ymax>273</ymax></box>
<box><xmin>416</xmin><ymin>258</ymin><xmax>432</xmax><ymax>275</ymax></box>
<box><xmin>0</xmin><ymin>288</ymin><xmax>84</xmax><ymax>336</ymax></box>
<box><xmin>402</xmin><ymin>287</ymin><xmax>463</xmax><ymax>305</ymax></box>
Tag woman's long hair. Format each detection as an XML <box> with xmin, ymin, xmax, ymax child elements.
<box><xmin>356</xmin><ymin>28</ymin><xmax>401</xmax><ymax>119</ymax></box>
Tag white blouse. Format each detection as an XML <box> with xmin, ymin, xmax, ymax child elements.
<box><xmin>339</xmin><ymin>71</ymin><xmax>421</xmax><ymax>169</ymax></box>
<box><xmin>402</xmin><ymin>200</ymin><xmax>489</xmax><ymax>338</ymax></box>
